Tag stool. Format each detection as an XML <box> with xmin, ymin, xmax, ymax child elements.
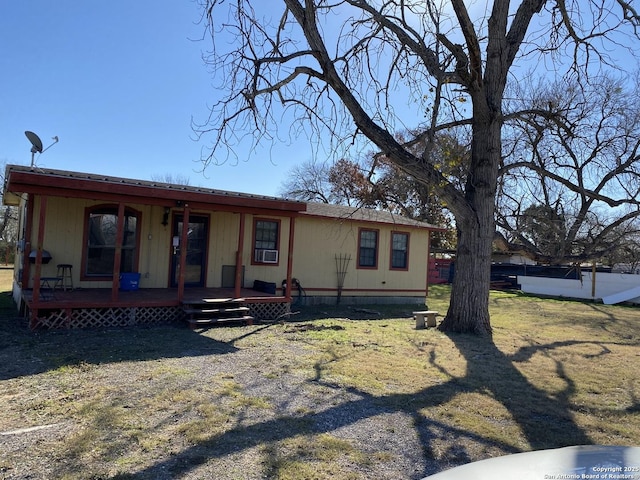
<box><xmin>56</xmin><ymin>264</ymin><xmax>73</xmax><ymax>291</ymax></box>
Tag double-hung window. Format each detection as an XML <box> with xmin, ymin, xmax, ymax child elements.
<box><xmin>390</xmin><ymin>232</ymin><xmax>409</xmax><ymax>270</ymax></box>
<box><xmin>253</xmin><ymin>219</ymin><xmax>280</xmax><ymax>264</ymax></box>
<box><xmin>358</xmin><ymin>228</ymin><xmax>379</xmax><ymax>268</ymax></box>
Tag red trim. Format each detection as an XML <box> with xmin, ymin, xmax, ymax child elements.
<box><xmin>389</xmin><ymin>231</ymin><xmax>410</xmax><ymax>271</ymax></box>
<box><xmin>251</xmin><ymin>217</ymin><xmax>282</xmax><ymax>266</ymax></box>
<box><xmin>21</xmin><ymin>194</ymin><xmax>34</xmax><ymax>289</ymax></box>
<box><xmin>177</xmin><ymin>206</ymin><xmax>190</xmax><ymax>302</ymax></box>
<box><xmin>31</xmin><ymin>195</ymin><xmax>48</xmax><ymax>324</ymax></box>
<box><xmin>235</xmin><ymin>213</ymin><xmax>246</xmax><ymax>299</ymax></box>
<box><xmin>356</xmin><ymin>227</ymin><xmax>379</xmax><ymax>270</ymax></box>
<box><xmin>111</xmin><ymin>203</ymin><xmax>126</xmax><ymax>302</ymax></box>
<box><xmin>301</xmin><ymin>287</ymin><xmax>428</xmax><ymax>294</ymax></box>
<box><xmin>169</xmin><ymin>211</ymin><xmax>210</xmax><ymax>288</ymax></box>
<box><xmin>243</xmin><ymin>296</ymin><xmax>289</xmax><ymax>304</ymax></box>
<box><xmin>23</xmin><ymin>291</ymin><xmax>289</xmax><ymax>310</ymax></box>
<box><xmin>6</xmin><ymin>168</ymin><xmax>306</xmax><ymax>213</ymax></box>
<box><xmin>285</xmin><ymin>217</ymin><xmax>296</xmax><ymax>301</ymax></box>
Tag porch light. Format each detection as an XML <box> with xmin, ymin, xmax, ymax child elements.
<box><xmin>29</xmin><ymin>249</ymin><xmax>52</xmax><ymax>264</ymax></box>
<box><xmin>162</xmin><ymin>207</ymin><xmax>170</xmax><ymax>226</ymax></box>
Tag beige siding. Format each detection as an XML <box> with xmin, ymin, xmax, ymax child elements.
<box><xmin>25</xmin><ymin>196</ymin><xmax>429</xmax><ymax>300</ymax></box>
<box><xmin>207</xmin><ymin>211</ymin><xmax>240</xmax><ymax>288</ymax></box>
<box><xmin>30</xmin><ymin>197</ymin><xmax>173</xmax><ymax>289</ymax></box>
<box><xmin>292</xmin><ymin>216</ymin><xmax>429</xmax><ymax>298</ymax></box>
<box><xmin>30</xmin><ymin>196</ymin><xmax>88</xmax><ymax>287</ymax></box>
<box><xmin>139</xmin><ymin>205</ymin><xmax>172</xmax><ymax>287</ymax></box>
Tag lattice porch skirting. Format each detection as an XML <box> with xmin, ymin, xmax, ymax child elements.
<box><xmin>29</xmin><ymin>301</ymin><xmax>290</xmax><ymax>329</ymax></box>
<box><xmin>248</xmin><ymin>301</ymin><xmax>291</xmax><ymax>321</ymax></box>
<box><xmin>30</xmin><ymin>306</ymin><xmax>184</xmax><ymax>329</ymax></box>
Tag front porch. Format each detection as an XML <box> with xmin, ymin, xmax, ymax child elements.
<box><xmin>22</xmin><ymin>287</ymin><xmax>291</xmax><ymax>329</ymax></box>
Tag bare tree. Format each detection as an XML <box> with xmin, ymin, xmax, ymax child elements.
<box><xmin>0</xmin><ymin>163</ymin><xmax>18</xmax><ymax>261</ymax></box>
<box><xmin>604</xmin><ymin>233</ymin><xmax>640</xmax><ymax>272</ymax></box>
<box><xmin>280</xmin><ymin>154</ymin><xmax>456</xmax><ymax>249</ymax></box>
<box><xmin>151</xmin><ymin>173</ymin><xmax>191</xmax><ymax>186</ymax></box>
<box><xmin>497</xmin><ymin>74</ymin><xmax>640</xmax><ymax>264</ymax></box>
<box><xmin>278</xmin><ymin>159</ymin><xmax>333</xmax><ymax>203</ymax></box>
<box><xmin>196</xmin><ymin>0</ymin><xmax>640</xmax><ymax>334</ymax></box>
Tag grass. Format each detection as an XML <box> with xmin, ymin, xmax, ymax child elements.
<box><xmin>0</xmin><ymin>267</ymin><xmax>638</xmax><ymax>479</ymax></box>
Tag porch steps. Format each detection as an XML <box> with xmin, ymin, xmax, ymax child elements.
<box><xmin>182</xmin><ymin>298</ymin><xmax>254</xmax><ymax>328</ymax></box>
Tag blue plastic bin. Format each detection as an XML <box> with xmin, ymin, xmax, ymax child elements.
<box><xmin>119</xmin><ymin>272</ymin><xmax>141</xmax><ymax>291</ymax></box>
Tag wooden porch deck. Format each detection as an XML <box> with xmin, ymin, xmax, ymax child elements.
<box><xmin>23</xmin><ymin>286</ymin><xmax>284</xmax><ymax>309</ymax></box>
<box><xmin>22</xmin><ymin>287</ymin><xmax>290</xmax><ymax>329</ymax></box>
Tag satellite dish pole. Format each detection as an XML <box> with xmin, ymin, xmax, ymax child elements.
<box><xmin>25</xmin><ymin>131</ymin><xmax>59</xmax><ymax>167</ymax></box>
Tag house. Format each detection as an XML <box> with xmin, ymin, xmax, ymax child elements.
<box><xmin>3</xmin><ymin>165</ymin><xmax>441</xmax><ymax>329</ymax></box>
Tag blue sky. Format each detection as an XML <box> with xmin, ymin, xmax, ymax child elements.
<box><xmin>0</xmin><ymin>1</ymin><xmax>311</xmax><ymax>196</ymax></box>
<box><xmin>3</xmin><ymin>3</ymin><xmax>635</xmax><ymax>199</ymax></box>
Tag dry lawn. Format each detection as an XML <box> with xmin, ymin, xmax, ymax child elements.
<box><xmin>0</xmin><ymin>268</ymin><xmax>638</xmax><ymax>479</ymax></box>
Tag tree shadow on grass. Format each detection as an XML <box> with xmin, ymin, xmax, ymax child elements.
<box><xmin>131</xmin><ymin>332</ymin><xmax>596</xmax><ymax>479</ymax></box>
<box><xmin>445</xmin><ymin>333</ymin><xmax>592</xmax><ymax>449</ymax></box>
<box><xmin>0</xmin><ymin>311</ymin><xmax>239</xmax><ymax>380</ymax></box>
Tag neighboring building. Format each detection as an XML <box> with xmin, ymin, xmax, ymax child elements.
<box><xmin>3</xmin><ymin>165</ymin><xmax>441</xmax><ymax>329</ymax></box>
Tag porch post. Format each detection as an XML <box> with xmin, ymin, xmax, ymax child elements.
<box><xmin>22</xmin><ymin>194</ymin><xmax>34</xmax><ymax>289</ymax></box>
<box><xmin>177</xmin><ymin>204</ymin><xmax>190</xmax><ymax>303</ymax></box>
<box><xmin>234</xmin><ymin>213</ymin><xmax>245</xmax><ymax>299</ymax></box>
<box><xmin>30</xmin><ymin>195</ymin><xmax>48</xmax><ymax>328</ymax></box>
<box><xmin>285</xmin><ymin>216</ymin><xmax>296</xmax><ymax>301</ymax></box>
<box><xmin>111</xmin><ymin>202</ymin><xmax>126</xmax><ymax>302</ymax></box>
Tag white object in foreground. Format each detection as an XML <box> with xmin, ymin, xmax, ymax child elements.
<box><xmin>424</xmin><ymin>445</ymin><xmax>640</xmax><ymax>480</ymax></box>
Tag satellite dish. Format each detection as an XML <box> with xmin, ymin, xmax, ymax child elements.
<box><xmin>25</xmin><ymin>130</ymin><xmax>58</xmax><ymax>167</ymax></box>
<box><xmin>25</xmin><ymin>131</ymin><xmax>43</xmax><ymax>153</ymax></box>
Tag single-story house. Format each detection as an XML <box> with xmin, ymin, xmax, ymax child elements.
<box><xmin>3</xmin><ymin>164</ymin><xmax>441</xmax><ymax>329</ymax></box>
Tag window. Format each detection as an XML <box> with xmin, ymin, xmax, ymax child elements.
<box><xmin>391</xmin><ymin>232</ymin><xmax>409</xmax><ymax>270</ymax></box>
<box><xmin>253</xmin><ymin>219</ymin><xmax>280</xmax><ymax>264</ymax></box>
<box><xmin>358</xmin><ymin>228</ymin><xmax>379</xmax><ymax>268</ymax></box>
<box><xmin>84</xmin><ymin>206</ymin><xmax>140</xmax><ymax>277</ymax></box>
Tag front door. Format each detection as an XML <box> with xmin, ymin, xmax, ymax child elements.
<box><xmin>171</xmin><ymin>214</ymin><xmax>209</xmax><ymax>287</ymax></box>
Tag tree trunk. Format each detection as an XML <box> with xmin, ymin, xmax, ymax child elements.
<box><xmin>438</xmin><ymin>109</ymin><xmax>500</xmax><ymax>335</ymax></box>
<box><xmin>439</xmin><ymin>221</ymin><xmax>493</xmax><ymax>334</ymax></box>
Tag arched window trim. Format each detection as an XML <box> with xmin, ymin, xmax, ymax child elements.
<box><xmin>81</xmin><ymin>204</ymin><xmax>142</xmax><ymax>281</ymax></box>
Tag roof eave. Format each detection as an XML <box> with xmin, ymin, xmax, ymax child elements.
<box><xmin>4</xmin><ymin>166</ymin><xmax>307</xmax><ymax>213</ymax></box>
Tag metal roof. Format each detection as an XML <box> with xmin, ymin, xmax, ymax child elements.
<box><xmin>3</xmin><ymin>164</ymin><xmax>307</xmax><ymax>213</ymax></box>
<box><xmin>4</xmin><ymin>164</ymin><xmax>444</xmax><ymax>229</ymax></box>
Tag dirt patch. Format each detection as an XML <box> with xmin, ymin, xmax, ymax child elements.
<box><xmin>285</xmin><ymin>323</ymin><xmax>346</xmax><ymax>332</ymax></box>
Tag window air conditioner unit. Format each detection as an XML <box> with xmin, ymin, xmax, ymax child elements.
<box><xmin>255</xmin><ymin>249</ymin><xmax>278</xmax><ymax>263</ymax></box>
